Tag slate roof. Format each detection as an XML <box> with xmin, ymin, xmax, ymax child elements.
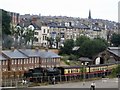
<box><xmin>79</xmin><ymin>57</ymin><xmax>93</xmax><ymax>62</ymax></box>
<box><xmin>18</xmin><ymin>49</ymin><xmax>61</xmax><ymax>58</ymax></box>
<box><xmin>2</xmin><ymin>49</ymin><xmax>28</xmax><ymax>59</ymax></box>
<box><xmin>107</xmin><ymin>47</ymin><xmax>120</xmax><ymax>57</ymax></box>
<box><xmin>39</xmin><ymin>51</ymin><xmax>61</xmax><ymax>58</ymax></box>
<box><xmin>0</xmin><ymin>54</ymin><xmax>7</xmax><ymax>60</ymax></box>
<box><xmin>30</xmin><ymin>23</ymin><xmax>41</xmax><ymax>30</ymax></box>
<box><xmin>18</xmin><ymin>49</ymin><xmax>42</xmax><ymax>57</ymax></box>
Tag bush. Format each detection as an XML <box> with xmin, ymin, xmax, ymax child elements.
<box><xmin>69</xmin><ymin>54</ymin><xmax>78</xmax><ymax>60</ymax></box>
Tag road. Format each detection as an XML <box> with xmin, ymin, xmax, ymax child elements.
<box><xmin>31</xmin><ymin>78</ymin><xmax>119</xmax><ymax>88</ymax></box>
<box><xmin>2</xmin><ymin>78</ymin><xmax>119</xmax><ymax>90</ymax></box>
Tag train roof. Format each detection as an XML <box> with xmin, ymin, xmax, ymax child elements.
<box><xmin>88</xmin><ymin>63</ymin><xmax>117</xmax><ymax>67</ymax></box>
<box><xmin>58</xmin><ymin>66</ymin><xmax>82</xmax><ymax>69</ymax></box>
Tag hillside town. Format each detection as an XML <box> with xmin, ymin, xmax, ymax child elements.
<box><xmin>0</xmin><ymin>8</ymin><xmax>120</xmax><ymax>88</ymax></box>
<box><xmin>2</xmin><ymin>9</ymin><xmax>118</xmax><ymax>49</ymax></box>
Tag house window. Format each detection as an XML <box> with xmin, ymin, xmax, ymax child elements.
<box><xmin>35</xmin><ymin>58</ymin><xmax>36</xmax><ymax>63</ymax></box>
<box><xmin>12</xmin><ymin>60</ymin><xmax>14</xmax><ymax>65</ymax></box>
<box><xmin>29</xmin><ymin>58</ymin><xmax>31</xmax><ymax>63</ymax></box>
<box><xmin>43</xmin><ymin>36</ymin><xmax>44</xmax><ymax>40</ymax></box>
<box><xmin>27</xmin><ymin>59</ymin><xmax>29</xmax><ymax>64</ymax></box>
<box><xmin>37</xmin><ymin>59</ymin><xmax>39</xmax><ymax>63</ymax></box>
<box><xmin>35</xmin><ymin>32</ymin><xmax>38</xmax><ymax>35</ymax></box>
<box><xmin>24</xmin><ymin>59</ymin><xmax>26</xmax><ymax>64</ymax></box>
<box><xmin>18</xmin><ymin>60</ymin><xmax>20</xmax><ymax>64</ymax></box>
<box><xmin>35</xmin><ymin>38</ymin><xmax>38</xmax><ymax>42</ymax></box>
<box><xmin>2</xmin><ymin>61</ymin><xmax>4</xmax><ymax>65</ymax></box>
<box><xmin>21</xmin><ymin>59</ymin><xmax>22</xmax><ymax>64</ymax></box>
<box><xmin>31</xmin><ymin>58</ymin><xmax>34</xmax><ymax>63</ymax></box>
<box><xmin>44</xmin><ymin>29</ymin><xmax>46</xmax><ymax>33</ymax></box>
<box><xmin>6</xmin><ymin>61</ymin><xmax>7</xmax><ymax>65</ymax></box>
<box><xmin>15</xmin><ymin>60</ymin><xmax>17</xmax><ymax>64</ymax></box>
<box><xmin>45</xmin><ymin>36</ymin><xmax>47</xmax><ymax>40</ymax></box>
<box><xmin>47</xmin><ymin>29</ymin><xmax>49</xmax><ymax>33</ymax></box>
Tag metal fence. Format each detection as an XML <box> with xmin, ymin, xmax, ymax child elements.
<box><xmin>2</xmin><ymin>71</ymin><xmax>111</xmax><ymax>87</ymax></box>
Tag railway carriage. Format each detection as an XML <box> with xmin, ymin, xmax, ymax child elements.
<box><xmin>23</xmin><ymin>63</ymin><xmax>118</xmax><ymax>82</ymax></box>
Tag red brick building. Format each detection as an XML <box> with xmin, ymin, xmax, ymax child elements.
<box><xmin>1</xmin><ymin>49</ymin><xmax>61</xmax><ymax>79</ymax></box>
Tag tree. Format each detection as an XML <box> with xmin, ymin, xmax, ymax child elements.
<box><xmin>60</xmin><ymin>39</ymin><xmax>74</xmax><ymax>55</ymax></box>
<box><xmin>23</xmin><ymin>28</ymin><xmax>35</xmax><ymax>47</ymax></box>
<box><xmin>55</xmin><ymin>36</ymin><xmax>60</xmax><ymax>49</ymax></box>
<box><xmin>110</xmin><ymin>33</ymin><xmax>120</xmax><ymax>47</ymax></box>
<box><xmin>47</xmin><ymin>37</ymin><xmax>54</xmax><ymax>48</ymax></box>
<box><xmin>79</xmin><ymin>38</ymin><xmax>108</xmax><ymax>59</ymax></box>
<box><xmin>76</xmin><ymin>36</ymin><xmax>90</xmax><ymax>46</ymax></box>
<box><xmin>2</xmin><ymin>9</ymin><xmax>11</xmax><ymax>35</ymax></box>
<box><xmin>111</xmin><ymin>65</ymin><xmax>120</xmax><ymax>77</ymax></box>
<box><xmin>2</xmin><ymin>10</ymin><xmax>12</xmax><ymax>49</ymax></box>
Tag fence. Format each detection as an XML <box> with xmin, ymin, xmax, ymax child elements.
<box><xmin>2</xmin><ymin>71</ymin><xmax>111</xmax><ymax>87</ymax></box>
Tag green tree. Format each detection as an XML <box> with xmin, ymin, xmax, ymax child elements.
<box><xmin>111</xmin><ymin>65</ymin><xmax>120</xmax><ymax>77</ymax></box>
<box><xmin>47</xmin><ymin>37</ymin><xmax>54</xmax><ymax>48</ymax></box>
<box><xmin>60</xmin><ymin>39</ymin><xmax>74</xmax><ymax>55</ymax></box>
<box><xmin>55</xmin><ymin>36</ymin><xmax>60</xmax><ymax>49</ymax></box>
<box><xmin>23</xmin><ymin>28</ymin><xmax>35</xmax><ymax>47</ymax></box>
<box><xmin>76</xmin><ymin>36</ymin><xmax>90</xmax><ymax>46</ymax></box>
<box><xmin>79</xmin><ymin>38</ymin><xmax>108</xmax><ymax>59</ymax></box>
<box><xmin>2</xmin><ymin>10</ymin><xmax>12</xmax><ymax>49</ymax></box>
<box><xmin>2</xmin><ymin>9</ymin><xmax>11</xmax><ymax>35</ymax></box>
<box><xmin>110</xmin><ymin>33</ymin><xmax>120</xmax><ymax>47</ymax></box>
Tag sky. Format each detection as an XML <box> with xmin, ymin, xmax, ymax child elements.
<box><xmin>0</xmin><ymin>0</ymin><xmax>120</xmax><ymax>22</ymax></box>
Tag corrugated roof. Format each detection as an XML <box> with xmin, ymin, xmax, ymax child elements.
<box><xmin>2</xmin><ymin>49</ymin><xmax>28</xmax><ymax>59</ymax></box>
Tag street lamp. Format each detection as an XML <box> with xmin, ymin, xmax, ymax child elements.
<box><xmin>82</xmin><ymin>61</ymin><xmax>89</xmax><ymax>85</ymax></box>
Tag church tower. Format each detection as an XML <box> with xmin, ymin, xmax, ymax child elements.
<box><xmin>88</xmin><ymin>10</ymin><xmax>91</xmax><ymax>19</ymax></box>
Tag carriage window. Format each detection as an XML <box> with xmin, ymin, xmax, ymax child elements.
<box><xmin>76</xmin><ymin>69</ymin><xmax>78</xmax><ymax>72</ymax></box>
<box><xmin>68</xmin><ymin>70</ymin><xmax>70</xmax><ymax>73</ymax></box>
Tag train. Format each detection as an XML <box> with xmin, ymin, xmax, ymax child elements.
<box><xmin>23</xmin><ymin>63</ymin><xmax>118</xmax><ymax>82</ymax></box>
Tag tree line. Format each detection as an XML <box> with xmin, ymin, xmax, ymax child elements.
<box><xmin>59</xmin><ymin>36</ymin><xmax>108</xmax><ymax>59</ymax></box>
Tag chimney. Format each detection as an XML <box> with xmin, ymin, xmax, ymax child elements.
<box><xmin>11</xmin><ymin>47</ymin><xmax>15</xmax><ymax>52</ymax></box>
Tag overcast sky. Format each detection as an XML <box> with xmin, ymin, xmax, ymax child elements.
<box><xmin>0</xmin><ymin>0</ymin><xmax>119</xmax><ymax>22</ymax></box>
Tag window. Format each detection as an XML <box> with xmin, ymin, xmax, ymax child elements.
<box><xmin>37</xmin><ymin>59</ymin><xmax>39</xmax><ymax>63</ymax></box>
<box><xmin>2</xmin><ymin>61</ymin><xmax>4</xmax><ymax>65</ymax></box>
<box><xmin>45</xmin><ymin>36</ymin><xmax>47</xmax><ymax>40</ymax></box>
<box><xmin>29</xmin><ymin>58</ymin><xmax>31</xmax><ymax>63</ymax></box>
<box><xmin>43</xmin><ymin>36</ymin><xmax>44</xmax><ymax>40</ymax></box>
<box><xmin>47</xmin><ymin>29</ymin><xmax>49</xmax><ymax>33</ymax></box>
<box><xmin>27</xmin><ymin>59</ymin><xmax>29</xmax><ymax>64</ymax></box>
<box><xmin>24</xmin><ymin>59</ymin><xmax>26</xmax><ymax>64</ymax></box>
<box><xmin>35</xmin><ymin>32</ymin><xmax>38</xmax><ymax>35</ymax></box>
<box><xmin>35</xmin><ymin>58</ymin><xmax>36</xmax><ymax>63</ymax></box>
<box><xmin>6</xmin><ymin>61</ymin><xmax>7</xmax><ymax>65</ymax></box>
<box><xmin>18</xmin><ymin>60</ymin><xmax>20</xmax><ymax>64</ymax></box>
<box><xmin>15</xmin><ymin>60</ymin><xmax>17</xmax><ymax>64</ymax></box>
<box><xmin>12</xmin><ymin>60</ymin><xmax>14</xmax><ymax>65</ymax></box>
<box><xmin>21</xmin><ymin>59</ymin><xmax>22</xmax><ymax>64</ymax></box>
<box><xmin>32</xmin><ymin>58</ymin><xmax>34</xmax><ymax>63</ymax></box>
<box><xmin>35</xmin><ymin>38</ymin><xmax>38</xmax><ymax>42</ymax></box>
<box><xmin>44</xmin><ymin>29</ymin><xmax>45</xmax><ymax>33</ymax></box>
